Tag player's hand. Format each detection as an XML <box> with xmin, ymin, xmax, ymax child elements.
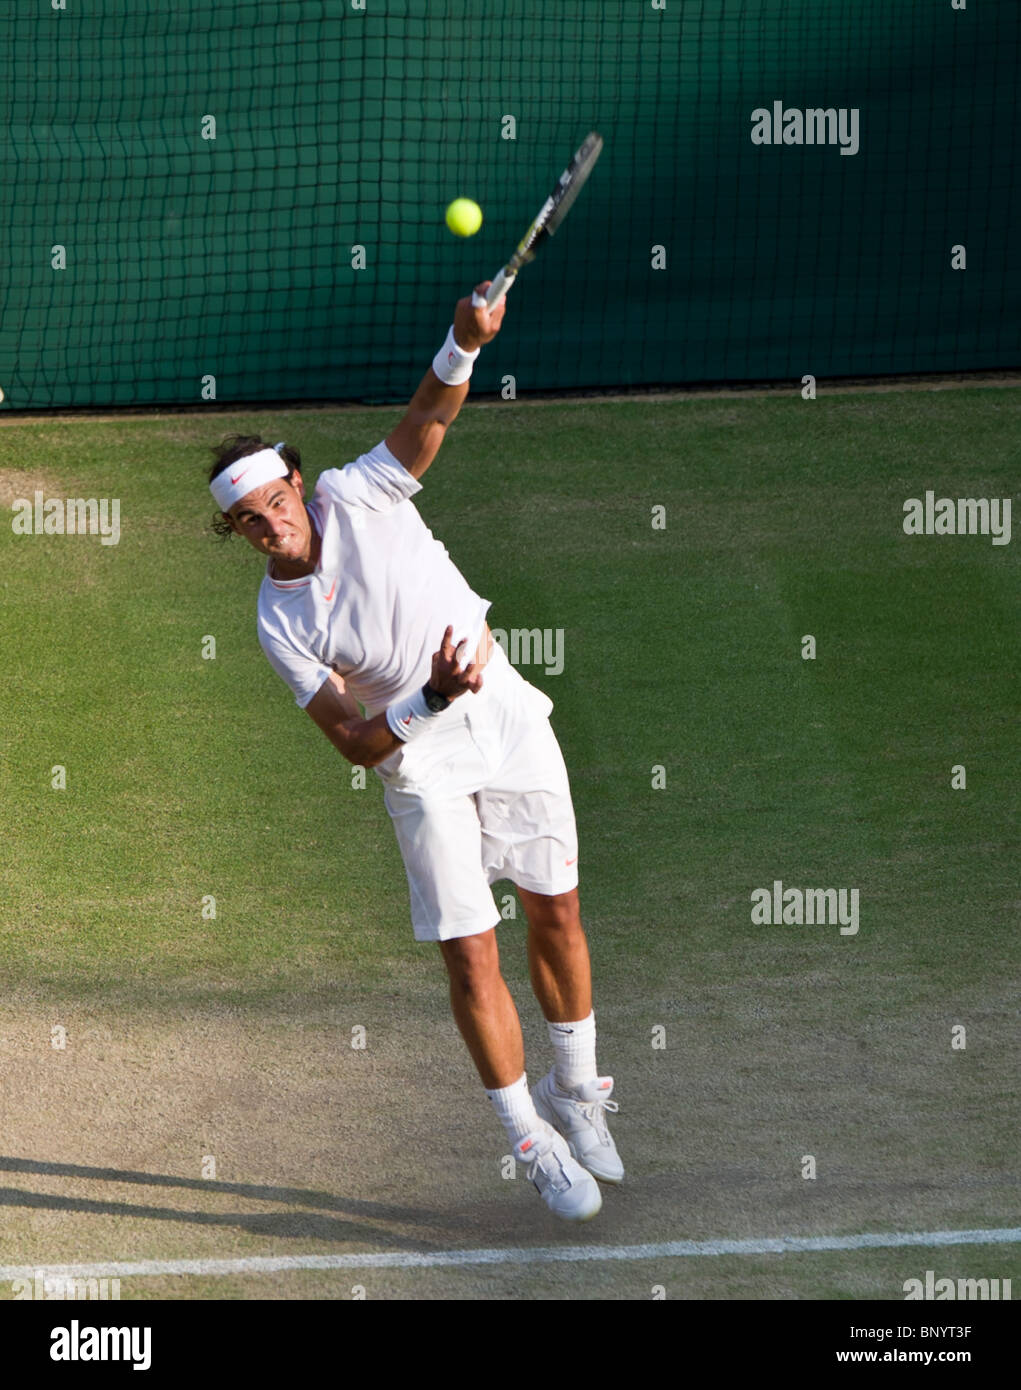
<box><xmin>430</xmin><ymin>624</ymin><xmax>484</xmax><ymax>699</ymax></box>
<box><xmin>453</xmin><ymin>283</ymin><xmax>506</xmax><ymax>353</ymax></box>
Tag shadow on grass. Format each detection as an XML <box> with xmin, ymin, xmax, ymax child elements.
<box><xmin>0</xmin><ymin>1156</ymin><xmax>462</xmax><ymax>1246</ymax></box>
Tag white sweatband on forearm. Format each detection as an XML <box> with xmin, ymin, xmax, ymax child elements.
<box><xmin>432</xmin><ymin>325</ymin><xmax>481</xmax><ymax>385</ymax></box>
<box><xmin>387</xmin><ymin>687</ymin><xmax>441</xmax><ymax>742</ymax></box>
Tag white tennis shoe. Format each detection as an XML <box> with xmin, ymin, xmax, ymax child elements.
<box><xmin>513</xmin><ymin>1121</ymin><xmax>602</xmax><ymax>1222</ymax></box>
<box><xmin>532</xmin><ymin>1071</ymin><xmax>624</xmax><ymax>1184</ymax></box>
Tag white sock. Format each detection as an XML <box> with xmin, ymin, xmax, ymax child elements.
<box><xmin>547</xmin><ymin>1010</ymin><xmax>598</xmax><ymax>1092</ymax></box>
<box><xmin>485</xmin><ymin>1072</ymin><xmax>541</xmax><ymax>1144</ymax></box>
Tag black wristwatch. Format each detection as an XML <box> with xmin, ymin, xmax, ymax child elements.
<box><xmin>422</xmin><ymin>682</ymin><xmax>450</xmax><ymax>713</ymax></box>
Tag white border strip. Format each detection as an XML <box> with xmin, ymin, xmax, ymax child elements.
<box><xmin>2</xmin><ymin>1227</ymin><xmax>1018</xmax><ymax>1281</ymax></box>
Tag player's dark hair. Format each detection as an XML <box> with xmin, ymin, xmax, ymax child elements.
<box><xmin>207</xmin><ymin>435</ymin><xmax>302</xmax><ymax>539</ymax></box>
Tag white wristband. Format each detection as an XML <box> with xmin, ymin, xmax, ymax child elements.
<box><xmin>387</xmin><ymin>686</ymin><xmax>442</xmax><ymax>742</ymax></box>
<box><xmin>432</xmin><ymin>325</ymin><xmax>480</xmax><ymax>385</ymax></box>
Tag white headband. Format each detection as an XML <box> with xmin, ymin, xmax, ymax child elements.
<box><xmin>211</xmin><ymin>447</ymin><xmax>289</xmax><ymax>512</ymax></box>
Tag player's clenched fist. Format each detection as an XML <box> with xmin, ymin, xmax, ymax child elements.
<box><xmin>430</xmin><ymin>623</ymin><xmax>484</xmax><ymax>698</ymax></box>
<box><xmin>453</xmin><ymin>282</ymin><xmax>506</xmax><ymax>353</ymax></box>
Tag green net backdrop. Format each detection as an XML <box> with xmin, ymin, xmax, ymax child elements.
<box><xmin>2</xmin><ymin>1</ymin><xmax>1017</xmax><ymax>409</ymax></box>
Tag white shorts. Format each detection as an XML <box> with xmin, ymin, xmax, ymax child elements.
<box><xmin>376</xmin><ymin>644</ymin><xmax>579</xmax><ymax>942</ymax></box>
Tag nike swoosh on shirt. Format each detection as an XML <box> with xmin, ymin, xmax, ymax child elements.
<box><xmin>324</xmin><ymin>579</ymin><xmax>337</xmax><ymax>602</ymax></box>
<box><xmin>565</xmin><ymin>856</ymin><xmax>578</xmax><ymax>866</ymax></box>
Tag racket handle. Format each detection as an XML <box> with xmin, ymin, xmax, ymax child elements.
<box><xmin>485</xmin><ymin>267</ymin><xmax>517</xmax><ymax>309</ymax></box>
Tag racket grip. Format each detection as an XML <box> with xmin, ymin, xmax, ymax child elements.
<box><xmin>485</xmin><ymin>267</ymin><xmax>517</xmax><ymax>308</ymax></box>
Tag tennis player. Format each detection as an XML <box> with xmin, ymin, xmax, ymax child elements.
<box><xmin>207</xmin><ymin>284</ymin><xmax>622</xmax><ymax>1221</ymax></box>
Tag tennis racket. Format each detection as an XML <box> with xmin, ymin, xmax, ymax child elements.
<box><xmin>480</xmin><ymin>132</ymin><xmax>604</xmax><ymax>311</ymax></box>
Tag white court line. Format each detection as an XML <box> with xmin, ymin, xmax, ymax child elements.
<box><xmin>2</xmin><ymin>1227</ymin><xmax>1019</xmax><ymax>1282</ymax></box>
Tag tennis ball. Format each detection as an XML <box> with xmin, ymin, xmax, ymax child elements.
<box><xmin>445</xmin><ymin>198</ymin><xmax>483</xmax><ymax>238</ymax></box>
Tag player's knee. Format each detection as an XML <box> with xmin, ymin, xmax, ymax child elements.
<box><xmin>439</xmin><ymin>930</ymin><xmax>501</xmax><ymax>999</ymax></box>
<box><xmin>525</xmin><ymin>888</ymin><xmax>583</xmax><ymax>935</ymax></box>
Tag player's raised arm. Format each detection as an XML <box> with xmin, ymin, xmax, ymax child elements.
<box><xmin>384</xmin><ymin>284</ymin><xmax>506</xmax><ymax>480</ymax></box>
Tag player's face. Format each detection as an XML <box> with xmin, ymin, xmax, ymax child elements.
<box><xmin>227</xmin><ymin>474</ymin><xmax>312</xmax><ymax>564</ymax></box>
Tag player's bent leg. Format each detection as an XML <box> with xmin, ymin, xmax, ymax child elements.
<box><xmin>438</xmin><ymin>928</ymin><xmax>601</xmax><ymax>1220</ymax></box>
<box><xmin>438</xmin><ymin>928</ymin><xmax>524</xmax><ymax>1090</ymax></box>
<box><xmin>518</xmin><ymin>886</ymin><xmax>624</xmax><ymax>1185</ymax></box>
<box><xmin>518</xmin><ymin>885</ymin><xmax>592</xmax><ymax>1022</ymax></box>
